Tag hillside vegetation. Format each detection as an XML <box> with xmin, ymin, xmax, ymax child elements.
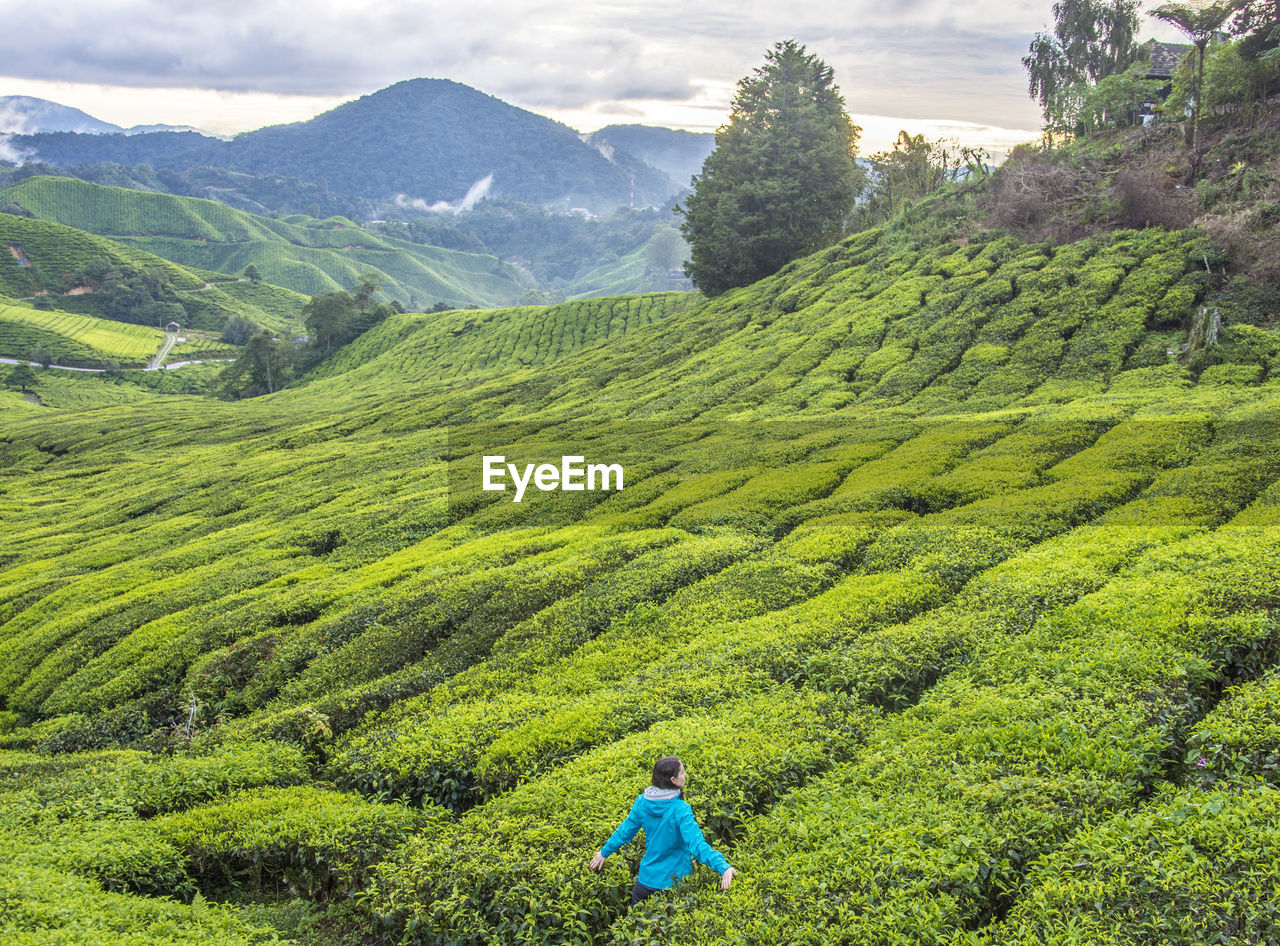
<box><xmin>3</xmin><ymin>161</ymin><xmax>1280</xmax><ymax>946</ymax></box>
<box><xmin>0</xmin><ymin>210</ymin><xmax>310</xmax><ymax>336</ymax></box>
<box><xmin>0</xmin><ymin>298</ymin><xmax>167</xmax><ymax>367</ymax></box>
<box><xmin>0</xmin><ymin>178</ymin><xmax>537</xmax><ymax>310</ymax></box>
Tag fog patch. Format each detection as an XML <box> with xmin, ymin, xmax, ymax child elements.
<box><xmin>0</xmin><ymin>134</ymin><xmax>33</xmax><ymax>165</ymax></box>
<box><xmin>395</xmin><ymin>174</ymin><xmax>494</xmax><ymax>214</ymax></box>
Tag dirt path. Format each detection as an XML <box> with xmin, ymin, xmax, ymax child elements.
<box><xmin>149</xmin><ymin>333</ymin><xmax>177</xmax><ymax>370</ymax></box>
<box><xmin>23</xmin><ymin>392</ymin><xmax>40</xmax><ymax>405</ymax></box>
<box><xmin>0</xmin><ymin>353</ymin><xmax>230</xmax><ymax>374</ymax></box>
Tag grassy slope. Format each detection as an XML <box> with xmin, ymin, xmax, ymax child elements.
<box><xmin>0</xmin><ymin>210</ymin><xmax>310</xmax><ymax>335</ymax></box>
<box><xmin>1</xmin><ymin>195</ymin><xmax>1280</xmax><ymax>944</ymax></box>
<box><xmin>0</xmin><ymin>177</ymin><xmax>536</xmax><ymax>308</ymax></box>
<box><xmin>0</xmin><ymin>297</ymin><xmax>166</xmax><ymax>367</ymax></box>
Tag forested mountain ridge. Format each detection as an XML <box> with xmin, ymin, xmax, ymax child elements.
<box><xmin>9</xmin><ymin>80</ymin><xmax>681</xmax><ymax>211</ymax></box>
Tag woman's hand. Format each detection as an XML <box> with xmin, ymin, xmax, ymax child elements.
<box><xmin>588</xmin><ymin>851</ymin><xmax>605</xmax><ymax>872</ymax></box>
<box><xmin>720</xmin><ymin>867</ymin><xmax>737</xmax><ymax>890</ymax></box>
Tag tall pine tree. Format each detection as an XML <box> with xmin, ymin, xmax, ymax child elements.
<box><xmin>678</xmin><ymin>41</ymin><xmax>863</xmax><ymax>296</ymax></box>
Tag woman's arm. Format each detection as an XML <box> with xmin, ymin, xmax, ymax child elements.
<box><xmin>590</xmin><ymin>797</ymin><xmax>643</xmax><ymax>869</ymax></box>
<box><xmin>675</xmin><ymin>804</ymin><xmax>732</xmax><ymax>879</ymax></box>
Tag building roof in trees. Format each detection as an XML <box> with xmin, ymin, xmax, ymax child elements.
<box><xmin>1141</xmin><ymin>39</ymin><xmax>1191</xmax><ymax>78</ymax></box>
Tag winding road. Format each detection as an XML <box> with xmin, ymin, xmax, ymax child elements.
<box><xmin>149</xmin><ymin>333</ymin><xmax>178</xmax><ymax>369</ymax></box>
<box><xmin>1</xmin><ymin>334</ymin><xmax>234</xmax><ymax>375</ymax></box>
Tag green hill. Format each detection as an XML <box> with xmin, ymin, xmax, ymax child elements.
<box><xmin>0</xmin><ymin>297</ymin><xmax>166</xmax><ymax>367</ymax></box>
<box><xmin>0</xmin><ymin>177</ymin><xmax>537</xmax><ymax>309</ymax></box>
<box><xmin>0</xmin><ymin>211</ymin><xmax>310</xmax><ymax>334</ymax></box>
<box><xmin>2</xmin><ymin>178</ymin><xmax>1280</xmax><ymax>946</ymax></box>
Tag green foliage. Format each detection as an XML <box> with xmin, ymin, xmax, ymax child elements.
<box><xmin>3</xmin><ymin>212</ymin><xmax>1280</xmax><ymax>946</ymax></box>
<box><xmin>220</xmin><ymin>313</ymin><xmax>259</xmax><ymax>346</ymax></box>
<box><xmin>6</xmin><ymin>361</ymin><xmax>38</xmax><ymax>393</ymax></box>
<box><xmin>1149</xmin><ymin>2</ymin><xmax>1239</xmax><ymax>165</ymax></box>
<box><xmin>0</xmin><ymin>177</ymin><xmax>535</xmax><ymax>310</ymax></box>
<box><xmin>1072</xmin><ymin>61</ymin><xmax>1164</xmax><ymax>134</ymax></box>
<box><xmin>1165</xmin><ymin>36</ymin><xmax>1280</xmax><ymax>123</ymax></box>
<box><xmin>1024</xmin><ymin>0</ymin><xmax>1143</xmax><ymax>127</ymax></box>
<box><xmin>160</xmin><ymin>785</ymin><xmax>425</xmax><ymax>899</ymax></box>
<box><xmin>678</xmin><ymin>40</ymin><xmax>863</xmax><ymax>295</ymax></box>
<box><xmin>986</xmin><ymin>785</ymin><xmax>1280</xmax><ymax>944</ymax></box>
<box><xmin>0</xmin><ymin>299</ymin><xmax>166</xmax><ymax>366</ymax></box>
<box><xmin>856</xmin><ymin>131</ymin><xmax>965</xmax><ymax>228</ymax></box>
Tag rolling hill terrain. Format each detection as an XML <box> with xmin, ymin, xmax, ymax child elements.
<box><xmin>3</xmin><ymin>164</ymin><xmax>1280</xmax><ymax>946</ymax></box>
<box><xmin>0</xmin><ymin>210</ymin><xmax>311</xmax><ymax>336</ymax></box>
<box><xmin>0</xmin><ymin>178</ymin><xmax>538</xmax><ymax>310</ymax></box>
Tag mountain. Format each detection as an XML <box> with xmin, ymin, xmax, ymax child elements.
<box><xmin>10</xmin><ymin>80</ymin><xmax>681</xmax><ymax>211</ymax></box>
<box><xmin>589</xmin><ymin>124</ymin><xmax>716</xmax><ymax>190</ymax></box>
<box><xmin>0</xmin><ymin>96</ymin><xmax>122</xmax><ymax>135</ymax></box>
<box><xmin>0</xmin><ymin>96</ymin><xmax>200</xmax><ymax>136</ymax></box>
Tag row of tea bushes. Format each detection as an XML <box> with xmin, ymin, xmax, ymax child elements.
<box><xmin>0</xmin><ymin>860</ymin><xmax>283</xmax><ymax>946</ymax></box>
<box><xmin>328</xmin><ymin>404</ymin><xmax>1227</xmax><ymax>812</ymax></box>
<box><xmin>327</xmin><ymin>549</ymin><xmax>849</xmax><ymax>806</ymax></box>
<box><xmin>368</xmin><ymin>689</ymin><xmax>872</xmax><ymax>946</ymax></box>
<box><xmin>603</xmin><ymin>455</ymin><xmax>1280</xmax><ymax>944</ymax></box>
<box><xmin>0</xmin><ymin>741</ymin><xmax>307</xmax><ymax>819</ymax></box>
<box><xmin>158</xmin><ymin>785</ymin><xmax>426</xmax><ymax>900</ymax></box>
<box><xmin>217</xmin><ymin>531</ymin><xmax>765</xmax><ymax>751</ymax></box>
<box><xmin>982</xmin><ymin>783</ymin><xmax>1280</xmax><ymax>944</ymax></box>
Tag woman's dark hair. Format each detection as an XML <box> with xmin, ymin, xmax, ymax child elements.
<box><xmin>652</xmin><ymin>756</ymin><xmax>682</xmax><ymax>790</ymax></box>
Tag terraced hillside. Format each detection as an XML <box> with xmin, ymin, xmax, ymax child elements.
<box><xmin>0</xmin><ymin>211</ymin><xmax>310</xmax><ymax>334</ymax></box>
<box><xmin>0</xmin><ymin>178</ymin><xmax>537</xmax><ymax>309</ymax></box>
<box><xmin>0</xmin><ymin>298</ymin><xmax>166</xmax><ymax>367</ymax></box>
<box><xmin>2</xmin><ymin>219</ymin><xmax>1279</xmax><ymax>946</ymax></box>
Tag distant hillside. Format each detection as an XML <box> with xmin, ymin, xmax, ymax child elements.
<box><xmin>11</xmin><ymin>80</ymin><xmax>680</xmax><ymax>211</ymax></box>
<box><xmin>0</xmin><ymin>211</ymin><xmax>308</xmax><ymax>332</ymax></box>
<box><xmin>0</xmin><ymin>177</ymin><xmax>537</xmax><ymax>309</ymax></box>
<box><xmin>589</xmin><ymin>125</ymin><xmax>715</xmax><ymax>191</ymax></box>
<box><xmin>0</xmin><ymin>295</ymin><xmax>168</xmax><ymax>367</ymax></box>
<box><xmin>0</xmin><ymin>96</ymin><xmax>199</xmax><ymax>136</ymax></box>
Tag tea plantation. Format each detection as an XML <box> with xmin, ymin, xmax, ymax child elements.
<box><xmin>0</xmin><ymin>178</ymin><xmax>536</xmax><ymax>309</ymax></box>
<box><xmin>2</xmin><ymin>217</ymin><xmax>1279</xmax><ymax>945</ymax></box>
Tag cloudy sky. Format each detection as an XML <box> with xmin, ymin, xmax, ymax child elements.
<box><xmin>0</xmin><ymin>0</ymin><xmax>1186</xmax><ymax>153</ymax></box>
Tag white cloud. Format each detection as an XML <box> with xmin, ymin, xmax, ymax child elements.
<box><xmin>0</xmin><ymin>1</ymin><xmax>1173</xmax><ymax>146</ymax></box>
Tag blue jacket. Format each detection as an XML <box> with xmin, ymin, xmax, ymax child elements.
<box><xmin>600</xmin><ymin>792</ymin><xmax>730</xmax><ymax>889</ymax></box>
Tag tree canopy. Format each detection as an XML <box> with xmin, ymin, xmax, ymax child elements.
<box><xmin>677</xmin><ymin>40</ymin><xmax>863</xmax><ymax>296</ymax></box>
<box><xmin>1150</xmin><ymin>1</ymin><xmax>1238</xmax><ymax>172</ymax></box>
<box><xmin>1024</xmin><ymin>0</ymin><xmax>1142</xmax><ymax>130</ymax></box>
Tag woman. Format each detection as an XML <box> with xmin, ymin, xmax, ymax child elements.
<box><xmin>588</xmin><ymin>756</ymin><xmax>737</xmax><ymax>905</ymax></box>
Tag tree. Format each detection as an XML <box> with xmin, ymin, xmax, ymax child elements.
<box><xmin>1150</xmin><ymin>1</ymin><xmax>1237</xmax><ymax>172</ymax></box>
<box><xmin>243</xmin><ymin>264</ymin><xmax>263</xmax><ymax>284</ymax></box>
<box><xmin>6</xmin><ymin>363</ymin><xmax>37</xmax><ymax>394</ymax></box>
<box><xmin>856</xmin><ymin>131</ymin><xmax>964</xmax><ymax>228</ymax></box>
<box><xmin>221</xmin><ymin>314</ymin><xmax>260</xmax><ymax>346</ymax></box>
<box><xmin>1073</xmin><ymin>61</ymin><xmax>1165</xmax><ymax>133</ymax></box>
<box><xmin>1024</xmin><ymin>0</ymin><xmax>1142</xmax><ymax>129</ymax></box>
<box><xmin>677</xmin><ymin>40</ymin><xmax>863</xmax><ymax>296</ymax></box>
<box><xmin>217</xmin><ymin>331</ymin><xmax>296</xmax><ymax>399</ymax></box>
<box><xmin>644</xmin><ymin>226</ymin><xmax>686</xmax><ymax>272</ymax></box>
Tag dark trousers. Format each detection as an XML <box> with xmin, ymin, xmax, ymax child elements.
<box><xmin>631</xmin><ymin>881</ymin><xmax>662</xmax><ymax>905</ymax></box>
